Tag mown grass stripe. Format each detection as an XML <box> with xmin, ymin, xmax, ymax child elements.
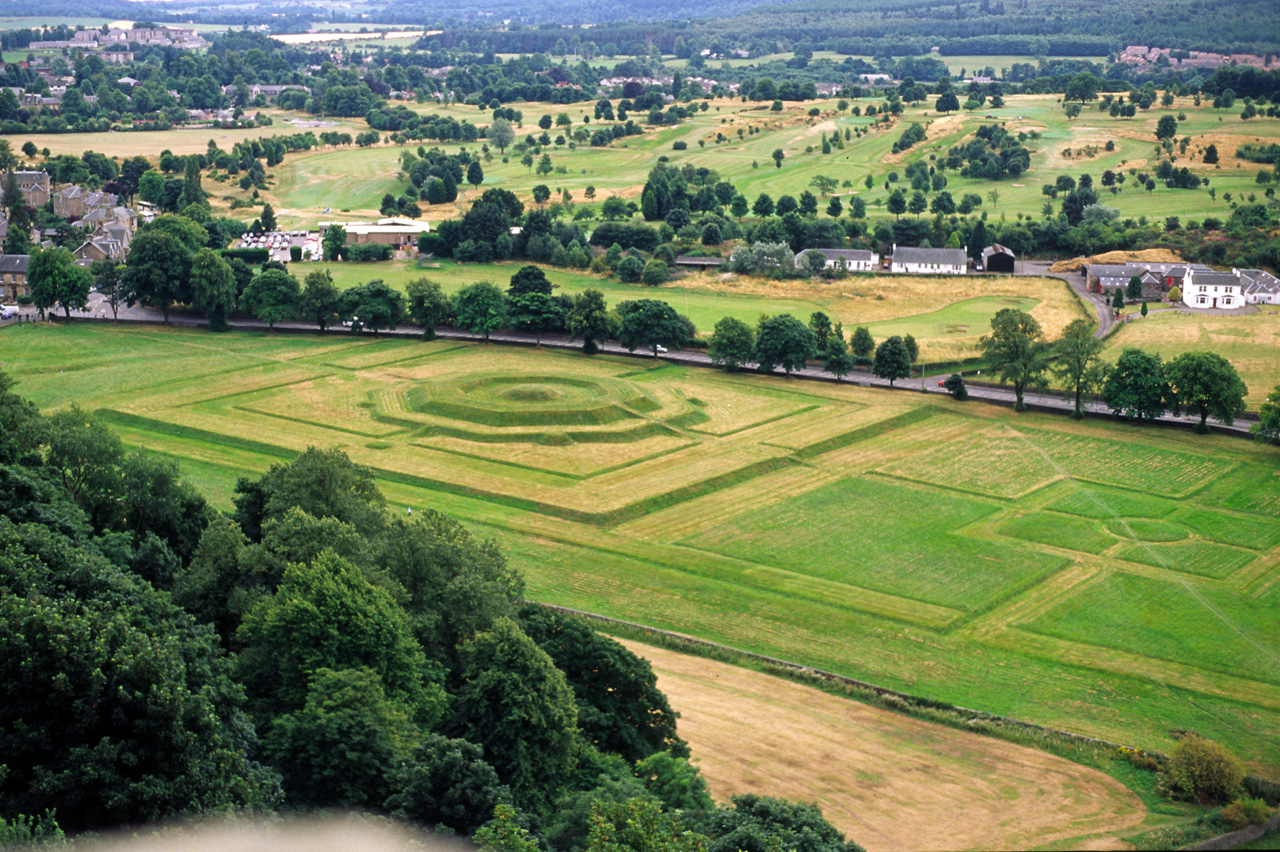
<box><xmin>94</xmin><ymin>409</ymin><xmax>295</xmax><ymax>460</ymax></box>
<box><xmin>794</xmin><ymin>406</ymin><xmax>938</xmax><ymax>459</ymax></box>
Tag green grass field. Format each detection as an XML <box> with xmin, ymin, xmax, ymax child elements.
<box><xmin>4</xmin><ymin>321</ymin><xmax>1279</xmax><ymax>776</ymax></box>
<box><xmin>233</xmin><ymin>92</ymin><xmax>1280</xmax><ymax>230</ymax></box>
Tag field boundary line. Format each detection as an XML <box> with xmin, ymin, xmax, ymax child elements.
<box><xmin>533</xmin><ymin>603</ymin><xmax>1176</xmax><ymax>764</ymax></box>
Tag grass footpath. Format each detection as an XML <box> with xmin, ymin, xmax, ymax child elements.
<box><xmin>4</xmin><ymin>321</ymin><xmax>1279</xmax><ymax>780</ymax></box>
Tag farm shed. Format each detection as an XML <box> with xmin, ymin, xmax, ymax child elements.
<box><xmin>981</xmin><ymin>244</ymin><xmax>1016</xmax><ymax>273</ymax></box>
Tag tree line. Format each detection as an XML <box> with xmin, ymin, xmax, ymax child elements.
<box><xmin>0</xmin><ymin>373</ymin><xmax>867</xmax><ymax>851</ymax></box>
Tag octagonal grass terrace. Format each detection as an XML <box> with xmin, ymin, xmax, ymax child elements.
<box><xmin>6</xmin><ymin>323</ymin><xmax>1280</xmax><ymax>774</ymax></box>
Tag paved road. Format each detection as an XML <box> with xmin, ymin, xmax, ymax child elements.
<box><xmin>18</xmin><ymin>293</ymin><xmax>1255</xmax><ymax>440</ymax></box>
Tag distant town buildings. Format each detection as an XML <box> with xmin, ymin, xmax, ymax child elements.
<box><xmin>28</xmin><ymin>26</ymin><xmax>207</xmax><ymax>52</ymax></box>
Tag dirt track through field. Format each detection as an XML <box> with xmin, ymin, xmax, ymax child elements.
<box><xmin>621</xmin><ymin>639</ymin><xmax>1146</xmax><ymax>852</ymax></box>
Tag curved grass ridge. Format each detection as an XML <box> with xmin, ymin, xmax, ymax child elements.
<box><xmin>406</xmin><ymin>372</ymin><xmax>662</xmax><ymax>427</ymax></box>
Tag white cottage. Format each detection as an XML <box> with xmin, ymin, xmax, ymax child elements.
<box><xmin>794</xmin><ymin>248</ymin><xmax>879</xmax><ymax>272</ymax></box>
<box><xmin>1182</xmin><ymin>268</ymin><xmax>1243</xmax><ymax>309</ymax></box>
<box><xmin>890</xmin><ymin>245</ymin><xmax>967</xmax><ymax>275</ymax></box>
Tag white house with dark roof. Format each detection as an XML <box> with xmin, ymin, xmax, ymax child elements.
<box><xmin>1182</xmin><ymin>268</ymin><xmax>1244</xmax><ymax>309</ymax></box>
<box><xmin>890</xmin><ymin>245</ymin><xmax>967</xmax><ymax>275</ymax></box>
<box><xmin>1238</xmin><ymin>269</ymin><xmax>1280</xmax><ymax>305</ymax></box>
<box><xmin>794</xmin><ymin>248</ymin><xmax>879</xmax><ymax>272</ymax></box>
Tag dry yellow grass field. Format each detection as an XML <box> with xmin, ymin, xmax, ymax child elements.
<box><xmin>623</xmin><ymin>639</ymin><xmax>1147</xmax><ymax>852</ymax></box>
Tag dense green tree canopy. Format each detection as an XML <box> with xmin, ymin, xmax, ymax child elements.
<box><xmin>388</xmin><ymin>735</ymin><xmax>512</xmax><ymax>833</ymax></box>
<box><xmin>1164</xmin><ymin>351</ymin><xmax>1248</xmax><ymax>431</ymax></box>
<box><xmin>448</xmin><ymin>617</ymin><xmax>581</xmax><ymax>815</ymax></box>
<box><xmin>1254</xmin><ymin>383</ymin><xmax>1280</xmax><ymax>446</ymax></box>
<box><xmin>1052</xmin><ymin>318</ymin><xmax>1105</xmax><ymax>418</ymax></box>
<box><xmin>755</xmin><ymin>314</ymin><xmax>817</xmax><ymax>375</ymax></box>
<box><xmin>1102</xmin><ymin>348</ymin><xmax>1169</xmax><ymax>423</ymax></box>
<box><xmin>707</xmin><ymin>795</ymin><xmax>865</xmax><ymax>852</ymax></box>
<box><xmin>406</xmin><ymin>277</ymin><xmax>451</xmax><ymax>339</ymax></box>
<box><xmin>618</xmin><ymin>299</ymin><xmax>687</xmax><ymax>356</ymax></box>
<box><xmin>454</xmin><ymin>280</ymin><xmax>510</xmax><ymax>340</ymax></box>
<box><xmin>375</xmin><ymin>510</ymin><xmax>522</xmax><ymax>666</ymax></box>
<box><xmin>299</xmin><ymin>268</ymin><xmax>343</xmax><ymax>331</ymax></box>
<box><xmin>122</xmin><ymin>229</ymin><xmax>193</xmax><ymax>323</ymax></box>
<box><xmin>341</xmin><ymin>279</ymin><xmax>406</xmax><ymax>333</ymax></box>
<box><xmin>27</xmin><ymin>247</ymin><xmax>90</xmax><ymax>319</ymax></box>
<box><xmin>263</xmin><ymin>666</ymin><xmax>418</xmax><ymax>810</ymax></box>
<box><xmin>0</xmin><ymin>519</ymin><xmax>279</xmax><ymax>832</ymax></box>
<box><xmin>872</xmin><ymin>335</ymin><xmax>912</xmax><ymax>388</ymax></box>
<box><xmin>521</xmin><ymin>606</ymin><xmax>687</xmax><ymax>763</ymax></box>
<box><xmin>237</xmin><ymin>549</ymin><xmax>448</xmax><ymax>727</ymax></box>
<box><xmin>567</xmin><ymin>288</ymin><xmax>612</xmax><ymax>354</ymax></box>
<box><xmin>708</xmin><ymin>316</ymin><xmax>756</xmax><ymax>372</ymax></box>
<box><xmin>239</xmin><ymin>268</ymin><xmax>301</xmax><ymax>329</ymax></box>
<box><xmin>233</xmin><ymin>446</ymin><xmax>386</xmax><ymax>542</ymax></box>
<box><xmin>189</xmin><ymin>248</ymin><xmax>238</xmax><ymax>332</ymax></box>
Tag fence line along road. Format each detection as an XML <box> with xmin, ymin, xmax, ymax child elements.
<box><xmin>29</xmin><ymin>303</ymin><xmax>1261</xmax><ymax>440</ymax></box>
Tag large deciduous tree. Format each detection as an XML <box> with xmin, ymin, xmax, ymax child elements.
<box><xmin>1164</xmin><ymin>351</ymin><xmax>1248</xmax><ymax>432</ymax></box>
<box><xmin>341</xmin><ymin>279</ymin><xmax>405</xmax><ymax>333</ymax></box>
<box><xmin>488</xmin><ymin>117</ymin><xmax>515</xmax><ymax>153</ymax></box>
<box><xmin>27</xmin><ymin>246</ymin><xmax>91</xmax><ymax>319</ymax></box>
<box><xmin>850</xmin><ymin>326</ymin><xmax>875</xmax><ymax>360</ymax></box>
<box><xmin>405</xmin><ymin>277</ymin><xmax>450</xmax><ymax>339</ymax></box>
<box><xmin>821</xmin><ymin>328</ymin><xmax>855</xmax><ymax>382</ymax></box>
<box><xmin>188</xmin><ymin>247</ymin><xmax>237</xmax><ymax>331</ymax></box>
<box><xmin>237</xmin><ymin>549</ymin><xmax>447</xmax><ymax>726</ymax></box>
<box><xmin>322</xmin><ymin>224</ymin><xmax>347</xmax><ymax>261</ymax></box>
<box><xmin>617</xmin><ymin>299</ymin><xmax>687</xmax><ymax>356</ymax></box>
<box><xmin>566</xmin><ymin>288</ymin><xmax>612</xmax><ymax>354</ymax></box>
<box><xmin>299</xmin><ymin>268</ymin><xmax>343</xmax><ymax>331</ymax></box>
<box><xmin>872</xmin><ymin>335</ymin><xmax>912</xmax><ymax>387</ymax></box>
<box><xmin>239</xmin><ymin>268</ymin><xmax>300</xmax><ymax>329</ymax></box>
<box><xmin>508</xmin><ymin>264</ymin><xmax>553</xmax><ymax>296</ymax></box>
<box><xmin>755</xmin><ymin>314</ymin><xmax>817</xmax><ymax>375</ymax></box>
<box><xmin>123</xmin><ymin>229</ymin><xmax>194</xmax><ymax>323</ymax></box>
<box><xmin>1102</xmin><ymin>348</ymin><xmax>1169</xmax><ymax>423</ymax></box>
<box><xmin>232</xmin><ymin>446</ymin><xmax>386</xmax><ymax>542</ymax></box>
<box><xmin>387</xmin><ymin>735</ymin><xmax>511</xmax><ymax>833</ymax></box>
<box><xmin>374</xmin><ymin>510</ymin><xmax>522</xmax><ymax>666</ymax></box>
<box><xmin>709</xmin><ymin>316</ymin><xmax>756</xmax><ymax>371</ymax></box>
<box><xmin>1052</xmin><ymin>318</ymin><xmax>1105</xmax><ymax>418</ymax></box>
<box><xmin>510</xmin><ymin>292</ymin><xmax>563</xmax><ymax>345</ymax></box>
<box><xmin>0</xmin><ymin>521</ymin><xmax>280</xmax><ymax>832</ymax></box>
<box><xmin>454</xmin><ymin>280</ymin><xmax>509</xmax><ymax>340</ymax></box>
<box><xmin>707</xmin><ymin>794</ymin><xmax>865</xmax><ymax>852</ymax></box>
<box><xmin>263</xmin><ymin>666</ymin><xmax>418</xmax><ymax>810</ymax></box>
<box><xmin>978</xmin><ymin>309</ymin><xmax>1050</xmax><ymax>410</ymax></box>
